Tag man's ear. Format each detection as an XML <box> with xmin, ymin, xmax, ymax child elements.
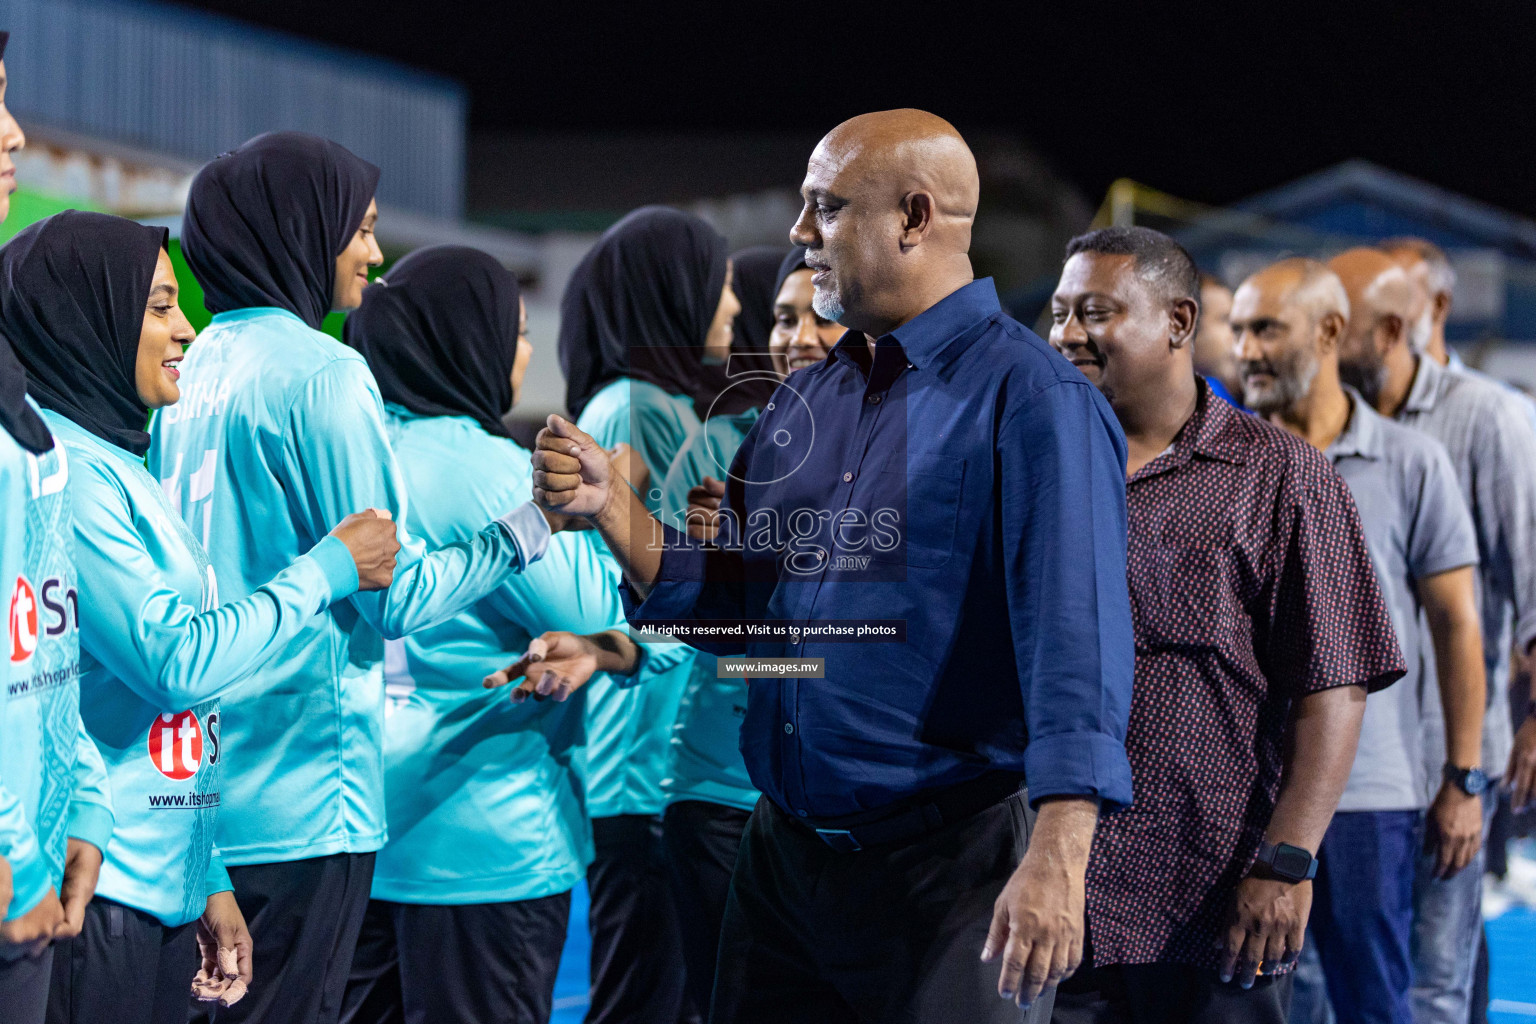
<box><xmin>1432</xmin><ymin>290</ymin><xmax>1452</xmax><ymax>326</ymax></box>
<box><xmin>1168</xmin><ymin>297</ymin><xmax>1199</xmax><ymax>350</ymax></box>
<box><xmin>1379</xmin><ymin>313</ymin><xmax>1407</xmax><ymax>355</ymax></box>
<box><xmin>1316</xmin><ymin>311</ymin><xmax>1346</xmax><ymax>355</ymax></box>
<box><xmin>898</xmin><ymin>191</ymin><xmax>935</xmax><ymax>251</ymax></box>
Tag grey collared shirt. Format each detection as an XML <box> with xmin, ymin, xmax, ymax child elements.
<box><xmin>1327</xmin><ymin>390</ymin><xmax>1478</xmax><ymax>810</ymax></box>
<box><xmin>1396</xmin><ymin>356</ymin><xmax>1536</xmax><ymax>778</ymax></box>
<box><xmin>1446</xmin><ymin>348</ymin><xmax>1536</xmax><ymax>434</ymax></box>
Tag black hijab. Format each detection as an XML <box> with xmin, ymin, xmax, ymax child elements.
<box><xmin>346</xmin><ymin>245</ymin><xmax>522</xmax><ymax>438</ymax></box>
<box><xmin>0</xmin><ymin>211</ymin><xmax>169</xmax><ymax>456</ymax></box>
<box><xmin>182</xmin><ymin>131</ymin><xmax>380</xmax><ymax>330</ymax></box>
<box><xmin>693</xmin><ymin>245</ymin><xmax>787</xmax><ymax>419</ymax></box>
<box><xmin>559</xmin><ymin>206</ymin><xmax>728</xmax><ymax>420</ymax></box>
<box><xmin>774</xmin><ymin>245</ymin><xmax>810</xmax><ymax>299</ymax></box>
<box><xmin>0</xmin><ymin>334</ymin><xmax>50</xmax><ymax>454</ymax></box>
<box><xmin>0</xmin><ymin>30</ymin><xmax>52</xmax><ymax>456</ymax></box>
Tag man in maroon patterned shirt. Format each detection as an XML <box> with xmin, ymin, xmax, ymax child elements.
<box><xmin>1045</xmin><ymin>227</ymin><xmax>1405</xmax><ymax>1024</ymax></box>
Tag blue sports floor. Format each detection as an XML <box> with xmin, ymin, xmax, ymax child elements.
<box><xmin>550</xmin><ymin>840</ymin><xmax>1536</xmax><ymax>1023</ymax></box>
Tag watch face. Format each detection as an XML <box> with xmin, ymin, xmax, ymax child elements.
<box><xmin>1465</xmin><ymin>768</ymin><xmax>1489</xmax><ymax>795</ymax></box>
<box><xmin>1272</xmin><ymin>844</ymin><xmax>1314</xmax><ymax>881</ymax></box>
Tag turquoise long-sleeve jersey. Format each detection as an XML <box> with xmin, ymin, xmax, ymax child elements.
<box><xmin>1</xmin><ymin>401</ymin><xmax>114</xmax><ymax>920</ymax></box>
<box><xmin>656</xmin><ymin>409</ymin><xmax>763</xmax><ymax>813</ymax></box>
<box><xmin>146</xmin><ymin>308</ymin><xmax>550</xmax><ymax>864</ymax></box>
<box><xmin>370</xmin><ymin>407</ymin><xmax>686</xmax><ymax>904</ymax></box>
<box><xmin>45</xmin><ymin>412</ymin><xmax>358</xmax><ymax>925</ymax></box>
<box><xmin>576</xmin><ymin>378</ymin><xmax>699</xmax><ymax>818</ymax></box>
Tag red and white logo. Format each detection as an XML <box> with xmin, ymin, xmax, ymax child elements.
<box><xmin>148</xmin><ymin>710</ymin><xmax>204</xmax><ymax>780</ymax></box>
<box><xmin>9</xmin><ymin>576</ymin><xmax>37</xmax><ymax>664</ymax></box>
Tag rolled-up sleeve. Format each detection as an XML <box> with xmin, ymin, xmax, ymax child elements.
<box><xmin>1001</xmin><ymin>380</ymin><xmax>1136</xmax><ymax>809</ymax></box>
<box><xmin>623</xmin><ymin>426</ymin><xmax>765</xmax><ymax>656</ymax></box>
<box><xmin>621</xmin><ymin>524</ymin><xmax>750</xmax><ymax>656</ymax></box>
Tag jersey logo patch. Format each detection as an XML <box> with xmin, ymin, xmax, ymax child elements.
<box><xmin>149</xmin><ymin>710</ymin><xmax>204</xmax><ymax>780</ymax></box>
<box><xmin>9</xmin><ymin>575</ymin><xmax>37</xmax><ymax>663</ymax></box>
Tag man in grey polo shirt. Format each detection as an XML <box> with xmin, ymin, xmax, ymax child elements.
<box><xmin>1382</xmin><ymin>236</ymin><xmax>1536</xmax><ymax>434</ymax></box>
<box><xmin>1232</xmin><ymin>258</ymin><xmax>1486</xmax><ymax>1024</ymax></box>
<box><xmin>1331</xmin><ymin>247</ymin><xmax>1536</xmax><ymax>1024</ymax></box>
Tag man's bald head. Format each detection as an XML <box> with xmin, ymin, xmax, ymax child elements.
<box><xmin>1241</xmin><ymin>258</ymin><xmax>1350</xmax><ymax>324</ymax></box>
<box><xmin>814</xmin><ymin>109</ymin><xmax>980</xmax><ymax>225</ymax></box>
<box><xmin>1382</xmin><ymin>237</ymin><xmax>1454</xmax><ymax>358</ymax></box>
<box><xmin>1230</xmin><ymin>258</ymin><xmax>1348</xmax><ymax>415</ymax></box>
<box><xmin>1382</xmin><ymin>237</ymin><xmax>1455</xmax><ymax>299</ymax></box>
<box><xmin>791</xmin><ymin>109</ymin><xmax>979</xmax><ymax>336</ymax></box>
<box><xmin>1330</xmin><ymin>248</ymin><xmax>1416</xmax><ymax>323</ymax></box>
<box><xmin>1329</xmin><ymin>247</ymin><xmax>1417</xmax><ymax>407</ymax></box>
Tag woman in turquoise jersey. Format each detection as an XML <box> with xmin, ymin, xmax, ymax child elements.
<box><xmin>0</xmin><ymin>36</ymin><xmax>115</xmax><ymax>1024</ymax></box>
<box><xmin>656</xmin><ymin>246</ymin><xmax>847</xmax><ymax>1015</ymax></box>
<box><xmin>556</xmin><ymin>205</ymin><xmax>740</xmax><ymax>1023</ymax></box>
<box><xmin>337</xmin><ymin>244</ymin><xmax>675</xmax><ymax>1024</ymax></box>
<box><xmin>148</xmin><ymin>133</ymin><xmax>561</xmax><ymax>1022</ymax></box>
<box><xmin>0</xmin><ymin>211</ymin><xmax>400</xmax><ymax>1024</ymax></box>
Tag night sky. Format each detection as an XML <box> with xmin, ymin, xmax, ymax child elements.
<box><xmin>172</xmin><ymin>0</ymin><xmax>1536</xmax><ymax>217</ymax></box>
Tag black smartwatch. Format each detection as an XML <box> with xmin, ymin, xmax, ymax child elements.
<box><xmin>1443</xmin><ymin>764</ymin><xmax>1489</xmax><ymax>796</ymax></box>
<box><xmin>1254</xmin><ymin>841</ymin><xmax>1318</xmax><ymax>883</ymax></box>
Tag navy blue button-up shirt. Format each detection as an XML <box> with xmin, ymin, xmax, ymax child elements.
<box><xmin>625</xmin><ymin>279</ymin><xmax>1135</xmax><ymax>818</ymax></box>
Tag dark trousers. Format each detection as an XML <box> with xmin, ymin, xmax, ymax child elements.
<box><xmin>0</xmin><ymin>948</ymin><xmax>53</xmax><ymax>1024</ymax></box>
<box><xmin>663</xmin><ymin>800</ymin><xmax>751</xmax><ymax>1019</ymax></box>
<box><xmin>586</xmin><ymin>813</ymin><xmax>693</xmax><ymax>1024</ymax></box>
<box><xmin>192</xmin><ymin>852</ymin><xmax>375</xmax><ymax>1024</ymax></box>
<box><xmin>46</xmin><ymin>897</ymin><xmax>197</xmax><ymax>1024</ymax></box>
<box><xmin>1311</xmin><ymin>810</ymin><xmax>1418</xmax><ymax>1024</ymax></box>
<box><xmin>712</xmin><ymin>790</ymin><xmax>1050</xmax><ymax>1024</ymax></box>
<box><xmin>1052</xmin><ymin>962</ymin><xmax>1294</xmax><ymax>1024</ymax></box>
<box><xmin>339</xmin><ymin>892</ymin><xmax>572</xmax><ymax>1024</ymax></box>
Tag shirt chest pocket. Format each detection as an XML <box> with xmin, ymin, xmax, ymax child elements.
<box><xmin>867</xmin><ymin>456</ymin><xmax>966</xmax><ymax>569</ymax></box>
<box><xmin>1131</xmin><ymin>546</ymin><xmax>1240</xmax><ymax>652</ymax></box>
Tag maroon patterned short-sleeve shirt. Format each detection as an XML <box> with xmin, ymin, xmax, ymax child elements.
<box><xmin>1087</xmin><ymin>380</ymin><xmax>1405</xmax><ymax>972</ymax></box>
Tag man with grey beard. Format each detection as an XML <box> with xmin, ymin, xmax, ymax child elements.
<box><xmin>1383</xmin><ymin>236</ymin><xmax>1536</xmax><ymax>432</ymax></box>
<box><xmin>1332</xmin><ymin>246</ymin><xmax>1536</xmax><ymax>1024</ymax></box>
<box><xmin>1234</xmin><ymin>258</ymin><xmax>1486</xmax><ymax>1024</ymax></box>
<box><xmin>529</xmin><ymin>110</ymin><xmax>1139</xmax><ymax>1023</ymax></box>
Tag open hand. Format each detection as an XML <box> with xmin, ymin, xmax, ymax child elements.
<box><xmin>330</xmin><ymin>508</ymin><xmax>400</xmax><ymax>591</ymax></box>
<box><xmin>1219</xmin><ymin>875</ymin><xmax>1310</xmax><ymax>987</ymax></box>
<box><xmin>532</xmin><ymin>416</ymin><xmax>615</xmax><ymax>518</ymax></box>
<box><xmin>1507</xmin><ymin>717</ymin><xmax>1536</xmax><ymax>813</ymax></box>
<box><xmin>482</xmin><ymin>631</ymin><xmax>605</xmax><ymax>704</ymax></box>
<box><xmin>1426</xmin><ymin>783</ymin><xmax>1483</xmax><ymax>878</ymax></box>
<box><xmin>981</xmin><ymin>798</ymin><xmax>1095</xmax><ymax>1010</ymax></box>
<box><xmin>192</xmin><ymin>890</ymin><xmax>252</xmax><ymax>1006</ymax></box>
<box><xmin>483</xmin><ymin>630</ymin><xmax>639</xmax><ymax>703</ymax></box>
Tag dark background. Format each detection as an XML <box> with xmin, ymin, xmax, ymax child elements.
<box><xmin>168</xmin><ymin>0</ymin><xmax>1536</xmax><ymax>216</ymax></box>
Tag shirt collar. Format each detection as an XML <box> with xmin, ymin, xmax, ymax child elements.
<box><xmin>1130</xmin><ymin>377</ymin><xmax>1247</xmax><ymax>483</ymax></box>
<box><xmin>1403</xmin><ymin>355</ymin><xmax>1441</xmax><ymax>415</ymax></box>
<box><xmin>1181</xmin><ymin>377</ymin><xmax>1249</xmax><ymax>465</ymax></box>
<box><xmin>1326</xmin><ymin>387</ymin><xmax>1383</xmax><ymax>461</ymax></box>
<box><xmin>209</xmin><ymin>307</ymin><xmax>306</xmax><ymax>328</ymax></box>
<box><xmin>41</xmin><ymin>405</ymin><xmax>139</xmax><ymax>466</ymax></box>
<box><xmin>831</xmin><ymin>278</ymin><xmax>1002</xmax><ymax>375</ymax></box>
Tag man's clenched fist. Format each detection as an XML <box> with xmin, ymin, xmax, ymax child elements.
<box><xmin>532</xmin><ymin>415</ymin><xmax>615</xmax><ymax>518</ymax></box>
